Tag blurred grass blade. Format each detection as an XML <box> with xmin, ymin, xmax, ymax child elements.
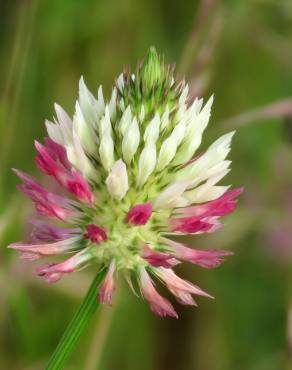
<box><xmin>178</xmin><ymin>0</ymin><xmax>218</xmax><ymax>75</ymax></box>
<box><xmin>220</xmin><ymin>98</ymin><xmax>292</xmax><ymax>129</ymax></box>
<box><xmin>46</xmin><ymin>270</ymin><xmax>106</xmax><ymax>370</ymax></box>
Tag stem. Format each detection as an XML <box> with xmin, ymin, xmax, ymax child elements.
<box><xmin>46</xmin><ymin>270</ymin><xmax>106</xmax><ymax>370</ymax></box>
<box><xmin>220</xmin><ymin>98</ymin><xmax>292</xmax><ymax>129</ymax></box>
<box><xmin>178</xmin><ymin>0</ymin><xmax>217</xmax><ymax>75</ymax></box>
<box><xmin>84</xmin><ymin>304</ymin><xmax>114</xmax><ymax>370</ymax></box>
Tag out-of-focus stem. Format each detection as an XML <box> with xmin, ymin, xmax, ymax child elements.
<box><xmin>287</xmin><ymin>302</ymin><xmax>292</xmax><ymax>370</ymax></box>
<box><xmin>84</xmin><ymin>304</ymin><xmax>115</xmax><ymax>370</ymax></box>
<box><xmin>178</xmin><ymin>0</ymin><xmax>217</xmax><ymax>75</ymax></box>
<box><xmin>0</xmin><ymin>0</ymin><xmax>38</xmax><ymax>176</ymax></box>
<box><xmin>220</xmin><ymin>98</ymin><xmax>292</xmax><ymax>129</ymax></box>
<box><xmin>188</xmin><ymin>12</ymin><xmax>222</xmax><ymax>98</ymax></box>
<box><xmin>46</xmin><ymin>270</ymin><xmax>106</xmax><ymax>370</ymax></box>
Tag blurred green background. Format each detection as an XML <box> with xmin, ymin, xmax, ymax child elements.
<box><xmin>1</xmin><ymin>0</ymin><xmax>292</xmax><ymax>369</ymax></box>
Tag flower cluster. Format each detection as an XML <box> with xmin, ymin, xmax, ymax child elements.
<box><xmin>9</xmin><ymin>48</ymin><xmax>242</xmax><ymax>318</ymax></box>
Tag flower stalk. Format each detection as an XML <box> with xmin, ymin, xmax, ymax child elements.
<box><xmin>46</xmin><ymin>269</ymin><xmax>106</xmax><ymax>370</ymax></box>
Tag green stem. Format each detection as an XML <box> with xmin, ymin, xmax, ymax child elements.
<box><xmin>46</xmin><ymin>270</ymin><xmax>106</xmax><ymax>370</ymax></box>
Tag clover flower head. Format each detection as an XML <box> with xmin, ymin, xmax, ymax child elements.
<box><xmin>9</xmin><ymin>47</ymin><xmax>242</xmax><ymax>317</ymax></box>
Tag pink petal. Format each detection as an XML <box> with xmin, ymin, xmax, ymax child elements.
<box><xmin>18</xmin><ymin>252</ymin><xmax>40</xmax><ymax>261</ymax></box>
<box><xmin>13</xmin><ymin>169</ymin><xmax>76</xmax><ymax>221</ymax></box>
<box><xmin>142</xmin><ymin>244</ymin><xmax>179</xmax><ymax>268</ymax></box>
<box><xmin>127</xmin><ymin>203</ymin><xmax>152</xmax><ymax>226</ymax></box>
<box><xmin>170</xmin><ymin>188</ymin><xmax>243</xmax><ymax>233</ymax></box>
<box><xmin>35</xmin><ymin>140</ymin><xmax>94</xmax><ymax>204</ymax></box>
<box><xmin>36</xmin><ymin>249</ymin><xmax>93</xmax><ymax>283</ymax></box>
<box><xmin>44</xmin><ymin>138</ymin><xmax>72</xmax><ymax>170</ymax></box>
<box><xmin>30</xmin><ymin>220</ymin><xmax>80</xmax><ymax>241</ymax></box>
<box><xmin>170</xmin><ymin>216</ymin><xmax>222</xmax><ymax>234</ymax></box>
<box><xmin>8</xmin><ymin>236</ymin><xmax>81</xmax><ymax>259</ymax></box>
<box><xmin>177</xmin><ymin>187</ymin><xmax>243</xmax><ymax>218</ymax></box>
<box><xmin>163</xmin><ymin>238</ymin><xmax>233</xmax><ymax>269</ymax></box>
<box><xmin>66</xmin><ymin>170</ymin><xmax>94</xmax><ymax>204</ymax></box>
<box><xmin>155</xmin><ymin>267</ymin><xmax>213</xmax><ymax>299</ymax></box>
<box><xmin>139</xmin><ymin>267</ymin><xmax>178</xmax><ymax>318</ymax></box>
<box><xmin>84</xmin><ymin>224</ymin><xmax>108</xmax><ymax>244</ymax></box>
<box><xmin>36</xmin><ymin>263</ymin><xmax>63</xmax><ymax>283</ymax></box>
<box><xmin>99</xmin><ymin>261</ymin><xmax>116</xmax><ymax>305</ymax></box>
<box><xmin>168</xmin><ymin>289</ymin><xmax>197</xmax><ymax>306</ymax></box>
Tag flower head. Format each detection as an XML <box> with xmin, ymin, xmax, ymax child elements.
<box><xmin>9</xmin><ymin>47</ymin><xmax>242</xmax><ymax>317</ymax></box>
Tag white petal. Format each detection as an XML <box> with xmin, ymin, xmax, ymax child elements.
<box><xmin>117</xmin><ymin>73</ymin><xmax>124</xmax><ymax>91</ymax></box>
<box><xmin>67</xmin><ymin>130</ymin><xmax>95</xmax><ymax>179</ymax></box>
<box><xmin>78</xmin><ymin>77</ymin><xmax>102</xmax><ymax>126</ymax></box>
<box><xmin>144</xmin><ymin>113</ymin><xmax>160</xmax><ymax>143</ymax></box>
<box><xmin>170</xmin><ymin>118</ymin><xmax>186</xmax><ymax>146</ymax></box>
<box><xmin>183</xmin><ymin>185</ymin><xmax>230</xmax><ymax>204</ymax></box>
<box><xmin>155</xmin><ymin>117</ymin><xmax>186</xmax><ymax>171</ymax></box>
<box><xmin>186</xmin><ymin>97</ymin><xmax>204</xmax><ymax>122</ymax></box>
<box><xmin>99</xmin><ymin>107</ymin><xmax>112</xmax><ymax>136</ymax></box>
<box><xmin>173</xmin><ymin>96</ymin><xmax>213</xmax><ymax>165</ymax></box>
<box><xmin>156</xmin><ymin>136</ymin><xmax>178</xmax><ymax>171</ymax></box>
<box><xmin>99</xmin><ymin>137</ymin><xmax>114</xmax><ymax>172</ymax></box>
<box><xmin>109</xmin><ymin>88</ymin><xmax>117</xmax><ymax>120</ymax></box>
<box><xmin>137</xmin><ymin>141</ymin><xmax>157</xmax><ymax>186</ymax></box>
<box><xmin>122</xmin><ymin>117</ymin><xmax>140</xmax><ymax>164</ymax></box>
<box><xmin>99</xmin><ymin>136</ymin><xmax>114</xmax><ymax>172</ymax></box>
<box><xmin>106</xmin><ymin>159</ymin><xmax>129</xmax><ymax>199</ymax></box>
<box><xmin>177</xmin><ymin>84</ymin><xmax>189</xmax><ymax>120</ymax></box>
<box><xmin>45</xmin><ymin>120</ymin><xmax>63</xmax><ymax>145</ymax></box>
<box><xmin>160</xmin><ymin>106</ymin><xmax>170</xmax><ymax>131</ymax></box>
<box><xmin>119</xmin><ymin>106</ymin><xmax>132</xmax><ymax>136</ymax></box>
<box><xmin>54</xmin><ymin>104</ymin><xmax>73</xmax><ymax>144</ymax></box>
<box><xmin>187</xmin><ymin>161</ymin><xmax>231</xmax><ymax>189</ymax></box>
<box><xmin>98</xmin><ymin>107</ymin><xmax>114</xmax><ymax>171</ymax></box>
<box><xmin>96</xmin><ymin>86</ymin><xmax>105</xmax><ymax>116</ymax></box>
<box><xmin>179</xmin><ymin>84</ymin><xmax>189</xmax><ymax>105</ymax></box>
<box><xmin>182</xmin><ymin>170</ymin><xmax>231</xmax><ymax>204</ymax></box>
<box><xmin>73</xmin><ymin>102</ymin><xmax>97</xmax><ymax>154</ymax></box>
<box><xmin>176</xmin><ymin>131</ymin><xmax>235</xmax><ymax>182</ymax></box>
<box><xmin>154</xmin><ymin>181</ymin><xmax>190</xmax><ymax>210</ymax></box>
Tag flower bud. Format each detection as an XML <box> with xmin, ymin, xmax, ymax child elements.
<box><xmin>122</xmin><ymin>118</ymin><xmax>140</xmax><ymax>164</ymax></box>
<box><xmin>106</xmin><ymin>159</ymin><xmax>129</xmax><ymax>199</ymax></box>
<box><xmin>137</xmin><ymin>141</ymin><xmax>156</xmax><ymax>186</ymax></box>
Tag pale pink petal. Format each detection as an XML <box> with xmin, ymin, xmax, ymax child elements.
<box><xmin>99</xmin><ymin>261</ymin><xmax>116</xmax><ymax>305</ymax></box>
<box><xmin>162</xmin><ymin>238</ymin><xmax>233</xmax><ymax>269</ymax></box>
<box><xmin>139</xmin><ymin>267</ymin><xmax>178</xmax><ymax>318</ymax></box>
<box><xmin>8</xmin><ymin>236</ymin><xmax>82</xmax><ymax>259</ymax></box>
<box><xmin>18</xmin><ymin>252</ymin><xmax>40</xmax><ymax>261</ymax></box>
<box><xmin>155</xmin><ymin>267</ymin><xmax>213</xmax><ymax>299</ymax></box>
<box><xmin>36</xmin><ymin>248</ymin><xmax>93</xmax><ymax>283</ymax></box>
<box><xmin>168</xmin><ymin>289</ymin><xmax>197</xmax><ymax>306</ymax></box>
